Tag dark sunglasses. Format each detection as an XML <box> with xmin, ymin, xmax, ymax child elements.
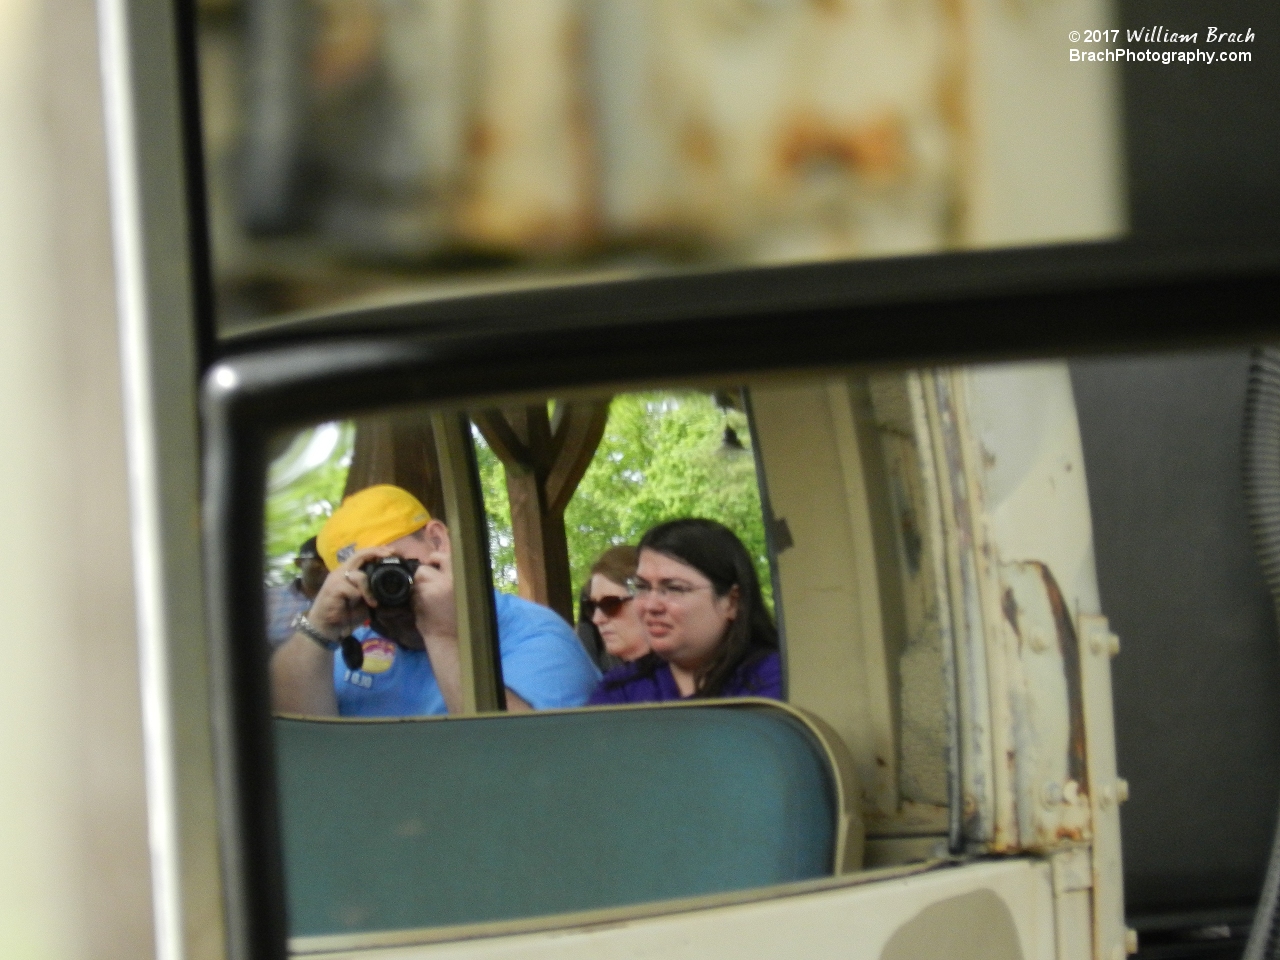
<box><xmin>583</xmin><ymin>595</ymin><xmax>633</xmax><ymax>619</ymax></box>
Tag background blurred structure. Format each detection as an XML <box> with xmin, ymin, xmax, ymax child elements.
<box><xmin>199</xmin><ymin>0</ymin><xmax>1123</xmax><ymax>328</ymax></box>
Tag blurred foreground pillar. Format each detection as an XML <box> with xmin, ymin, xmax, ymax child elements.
<box><xmin>0</xmin><ymin>0</ymin><xmax>157</xmax><ymax>954</ymax></box>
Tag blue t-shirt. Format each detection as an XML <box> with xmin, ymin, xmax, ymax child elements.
<box><xmin>335</xmin><ymin>592</ymin><xmax>600</xmax><ymax>716</ymax></box>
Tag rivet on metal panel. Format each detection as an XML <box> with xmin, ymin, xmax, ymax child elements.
<box><xmin>1042</xmin><ymin>781</ymin><xmax>1062</xmax><ymax>808</ymax></box>
<box><xmin>1116</xmin><ymin>778</ymin><xmax>1130</xmax><ymax>804</ymax></box>
<box><xmin>1125</xmin><ymin>929</ymin><xmax>1139</xmax><ymax>954</ymax></box>
<box><xmin>1099</xmin><ymin>784</ymin><xmax>1115</xmax><ymax>809</ymax></box>
<box><xmin>1063</xmin><ymin>779</ymin><xmax>1079</xmax><ymax>804</ymax></box>
<box><xmin>1108</xmin><ymin>632</ymin><xmax>1121</xmax><ymax>657</ymax></box>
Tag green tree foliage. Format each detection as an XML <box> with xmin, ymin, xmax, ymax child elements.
<box><xmin>264</xmin><ymin>422</ymin><xmax>354</xmax><ymax>584</ymax></box>
<box><xmin>473</xmin><ymin>426</ymin><xmax>517</xmax><ymax>588</ymax></box>
<box><xmin>475</xmin><ymin>392</ymin><xmax>772</xmax><ymax>606</ymax></box>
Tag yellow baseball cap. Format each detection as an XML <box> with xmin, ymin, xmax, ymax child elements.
<box><xmin>317</xmin><ymin>485</ymin><xmax>431</xmax><ymax>570</ymax></box>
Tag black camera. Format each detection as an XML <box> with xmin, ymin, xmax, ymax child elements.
<box><xmin>361</xmin><ymin>556</ymin><xmax>420</xmax><ymax>607</ymax></box>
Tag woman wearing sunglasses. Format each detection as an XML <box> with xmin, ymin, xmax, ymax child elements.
<box><xmin>588</xmin><ymin>518</ymin><xmax>780</xmax><ymax>704</ymax></box>
<box><xmin>577</xmin><ymin>545</ymin><xmax>649</xmax><ymax>669</ymax></box>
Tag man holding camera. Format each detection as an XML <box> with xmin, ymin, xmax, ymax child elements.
<box><xmin>271</xmin><ymin>484</ymin><xmax>600</xmax><ymax>716</ymax></box>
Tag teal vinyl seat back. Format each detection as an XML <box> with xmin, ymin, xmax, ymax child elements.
<box><xmin>274</xmin><ymin>702</ymin><xmax>843</xmax><ymax>938</ymax></box>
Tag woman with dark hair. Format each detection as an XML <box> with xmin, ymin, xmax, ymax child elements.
<box><xmin>587</xmin><ymin>519</ymin><xmax>780</xmax><ymax>703</ymax></box>
<box><xmin>575</xmin><ymin>545</ymin><xmax>649</xmax><ymax>670</ymax></box>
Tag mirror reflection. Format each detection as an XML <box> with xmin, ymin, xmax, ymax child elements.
<box><xmin>265</xmin><ymin>359</ymin><xmax>1106</xmax><ymax>941</ymax></box>
<box><xmin>267</xmin><ymin>390</ymin><xmax>779</xmax><ymax>714</ymax></box>
<box><xmin>201</xmin><ymin>0</ymin><xmax>1124</xmax><ymax>328</ymax></box>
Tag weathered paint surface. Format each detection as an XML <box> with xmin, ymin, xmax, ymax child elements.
<box><xmin>869</xmin><ymin>373</ymin><xmax>952</xmax><ymax>813</ymax></box>
<box><xmin>999</xmin><ymin>560</ymin><xmax>1091</xmax><ymax>849</ymax></box>
<box><xmin>913</xmin><ymin>362</ymin><xmax>1127</xmax><ymax>953</ymax></box>
<box><xmin>580</xmin><ymin>0</ymin><xmax>962</xmax><ymax>260</ymax></box>
<box><xmin>753</xmin><ymin>374</ymin><xmax>955</xmax><ymax>840</ymax></box>
<box><xmin>921</xmin><ymin>371</ymin><xmax>996</xmax><ymax>845</ymax></box>
<box><xmin>965</xmin><ymin>362</ymin><xmax>1105</xmax><ymax>850</ymax></box>
<box><xmin>918</xmin><ymin>364</ymin><xmax>1113</xmax><ymax>850</ymax></box>
<box><xmin>458</xmin><ymin>0</ymin><xmax>597</xmax><ymax>252</ymax></box>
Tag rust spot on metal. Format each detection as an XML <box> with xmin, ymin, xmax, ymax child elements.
<box><xmin>1001</xmin><ymin>587</ymin><xmax>1020</xmax><ymax>639</ymax></box>
<box><xmin>1032</xmin><ymin>561</ymin><xmax>1090</xmax><ymax>791</ymax></box>
<box><xmin>681</xmin><ymin>121</ymin><xmax>718</xmax><ymax>170</ymax></box>
<box><xmin>876</xmin><ymin>755</ymin><xmax>888</xmax><ymax>767</ymax></box>
<box><xmin>467</xmin><ymin>121</ymin><xmax>495</xmax><ymax>160</ymax></box>
<box><xmin>777</xmin><ymin>113</ymin><xmax>909</xmax><ymax>183</ymax></box>
<box><xmin>1055</xmin><ymin>826</ymin><xmax>1085</xmax><ymax>842</ymax></box>
<box><xmin>899</xmin><ymin>507</ymin><xmax>923</xmax><ymax>575</ymax></box>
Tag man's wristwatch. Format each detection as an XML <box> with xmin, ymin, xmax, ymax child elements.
<box><xmin>291</xmin><ymin>612</ymin><xmax>341</xmax><ymax>652</ymax></box>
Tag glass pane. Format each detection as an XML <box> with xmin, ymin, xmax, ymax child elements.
<box><xmin>265</xmin><ymin>389</ymin><xmax>781</xmax><ymax>711</ymax></box>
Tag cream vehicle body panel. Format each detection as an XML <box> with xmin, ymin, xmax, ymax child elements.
<box><xmin>310</xmin><ymin>860</ymin><xmax>1059</xmax><ymax>960</ymax></box>
<box><xmin>750</xmin><ymin>363</ymin><xmax>1124</xmax><ymax>960</ymax></box>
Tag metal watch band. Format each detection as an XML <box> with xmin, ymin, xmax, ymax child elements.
<box><xmin>291</xmin><ymin>612</ymin><xmax>341</xmax><ymax>652</ymax></box>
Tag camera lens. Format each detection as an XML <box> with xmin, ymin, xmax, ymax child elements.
<box><xmin>363</xmin><ymin>557</ymin><xmax>419</xmax><ymax>607</ymax></box>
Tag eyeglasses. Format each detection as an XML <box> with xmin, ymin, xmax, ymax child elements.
<box><xmin>626</xmin><ymin>578</ymin><xmax>712</xmax><ymax>601</ymax></box>
<box><xmin>583</xmin><ymin>595</ymin><xmax>633</xmax><ymax>618</ymax></box>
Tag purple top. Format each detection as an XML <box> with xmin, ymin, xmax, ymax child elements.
<box><xmin>587</xmin><ymin>651</ymin><xmax>782</xmax><ymax>705</ymax></box>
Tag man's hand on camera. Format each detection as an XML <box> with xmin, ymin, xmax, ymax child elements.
<box><xmin>305</xmin><ymin>545</ymin><xmax>396</xmax><ymax>642</ymax></box>
<box><xmin>410</xmin><ymin>544</ymin><xmax>457</xmax><ymax>644</ymax></box>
